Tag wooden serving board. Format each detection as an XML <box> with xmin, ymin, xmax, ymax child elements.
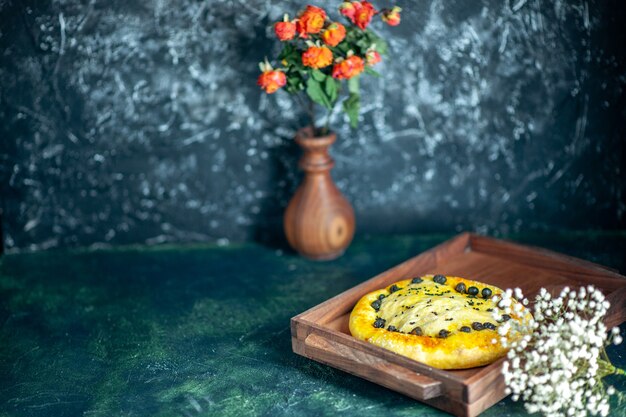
<box><xmin>291</xmin><ymin>233</ymin><xmax>626</xmax><ymax>417</ymax></box>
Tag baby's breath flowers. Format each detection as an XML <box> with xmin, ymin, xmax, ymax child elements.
<box><xmin>492</xmin><ymin>285</ymin><xmax>625</xmax><ymax>417</ymax></box>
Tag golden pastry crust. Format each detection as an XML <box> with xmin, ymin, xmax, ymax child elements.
<box><xmin>349</xmin><ymin>275</ymin><xmax>531</xmax><ymax>369</ymax></box>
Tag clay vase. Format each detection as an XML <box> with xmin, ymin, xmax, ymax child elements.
<box><xmin>284</xmin><ymin>127</ymin><xmax>355</xmax><ymax>260</ymax></box>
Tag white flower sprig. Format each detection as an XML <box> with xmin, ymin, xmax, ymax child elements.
<box><xmin>493</xmin><ymin>285</ymin><xmax>624</xmax><ymax>417</ymax></box>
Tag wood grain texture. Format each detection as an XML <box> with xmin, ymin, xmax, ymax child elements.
<box><xmin>291</xmin><ymin>233</ymin><xmax>626</xmax><ymax>417</ymax></box>
<box><xmin>469</xmin><ymin>234</ymin><xmax>624</xmax><ymax>278</ymax></box>
<box><xmin>284</xmin><ymin>127</ymin><xmax>355</xmax><ymax>260</ymax></box>
<box><xmin>304</xmin><ymin>333</ymin><xmax>443</xmax><ymax>400</ymax></box>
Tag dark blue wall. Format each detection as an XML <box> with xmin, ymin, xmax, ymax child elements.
<box><xmin>1</xmin><ymin>0</ymin><xmax>625</xmax><ymax>251</ymax></box>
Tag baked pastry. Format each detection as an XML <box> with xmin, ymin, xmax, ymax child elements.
<box><xmin>349</xmin><ymin>274</ymin><xmax>531</xmax><ymax>369</ymax></box>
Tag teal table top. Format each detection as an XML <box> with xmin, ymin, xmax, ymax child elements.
<box><xmin>1</xmin><ymin>233</ymin><xmax>625</xmax><ymax>417</ymax></box>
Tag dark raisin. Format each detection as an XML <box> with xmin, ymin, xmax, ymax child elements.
<box><xmin>471</xmin><ymin>322</ymin><xmax>484</xmax><ymax>331</ymax></box>
<box><xmin>481</xmin><ymin>288</ymin><xmax>493</xmax><ymax>299</ymax></box>
<box><xmin>438</xmin><ymin>329</ymin><xmax>450</xmax><ymax>338</ymax></box>
<box><xmin>410</xmin><ymin>327</ymin><xmax>423</xmax><ymax>336</ymax></box>
<box><xmin>455</xmin><ymin>283</ymin><xmax>466</xmax><ymax>293</ymax></box>
<box><xmin>501</xmin><ymin>314</ymin><xmax>511</xmax><ymax>322</ymax></box>
<box><xmin>433</xmin><ymin>274</ymin><xmax>447</xmax><ymax>284</ymax></box>
<box><xmin>373</xmin><ymin>318</ymin><xmax>386</xmax><ymax>328</ymax></box>
<box><xmin>467</xmin><ymin>286</ymin><xmax>479</xmax><ymax>296</ymax></box>
<box><xmin>378</xmin><ymin>294</ymin><xmax>386</xmax><ymax>300</ymax></box>
<box><xmin>388</xmin><ymin>325</ymin><xmax>398</xmax><ymax>332</ymax></box>
<box><xmin>483</xmin><ymin>322</ymin><xmax>496</xmax><ymax>330</ymax></box>
<box><xmin>411</xmin><ymin>276</ymin><xmax>423</xmax><ymax>284</ymax></box>
<box><xmin>460</xmin><ymin>326</ymin><xmax>471</xmax><ymax>333</ymax></box>
<box><xmin>371</xmin><ymin>299</ymin><xmax>381</xmax><ymax>311</ymax></box>
<box><xmin>389</xmin><ymin>284</ymin><xmax>400</xmax><ymax>293</ymax></box>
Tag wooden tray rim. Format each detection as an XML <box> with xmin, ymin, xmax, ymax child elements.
<box><xmin>293</xmin><ymin>233</ymin><xmax>626</xmax><ymax>326</ymax></box>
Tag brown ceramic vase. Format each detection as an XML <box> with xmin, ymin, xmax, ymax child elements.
<box><xmin>284</xmin><ymin>127</ymin><xmax>355</xmax><ymax>260</ymax></box>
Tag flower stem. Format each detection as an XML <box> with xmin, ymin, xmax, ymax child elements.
<box><xmin>323</xmin><ymin>101</ymin><xmax>337</xmax><ymax>135</ymax></box>
<box><xmin>308</xmin><ymin>99</ymin><xmax>316</xmax><ymax>130</ymax></box>
<box><xmin>598</xmin><ymin>355</ymin><xmax>626</xmax><ymax>378</ymax></box>
<box><xmin>295</xmin><ymin>93</ymin><xmax>316</xmax><ymax>130</ymax></box>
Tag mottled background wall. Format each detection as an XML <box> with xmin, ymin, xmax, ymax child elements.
<box><xmin>1</xmin><ymin>0</ymin><xmax>625</xmax><ymax>252</ymax></box>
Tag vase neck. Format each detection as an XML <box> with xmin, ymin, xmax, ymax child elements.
<box><xmin>295</xmin><ymin>129</ymin><xmax>336</xmax><ymax>173</ymax></box>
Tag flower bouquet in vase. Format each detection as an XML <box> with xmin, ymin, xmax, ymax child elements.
<box><xmin>257</xmin><ymin>2</ymin><xmax>401</xmax><ymax>260</ymax></box>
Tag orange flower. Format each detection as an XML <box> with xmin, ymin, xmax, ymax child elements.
<box><xmin>339</xmin><ymin>2</ymin><xmax>357</xmax><ymax>21</ymax></box>
<box><xmin>353</xmin><ymin>1</ymin><xmax>377</xmax><ymax>30</ymax></box>
<box><xmin>257</xmin><ymin>70</ymin><xmax>287</xmax><ymax>94</ymax></box>
<box><xmin>302</xmin><ymin>45</ymin><xmax>333</xmax><ymax>68</ymax></box>
<box><xmin>340</xmin><ymin>1</ymin><xmax>376</xmax><ymax>29</ymax></box>
<box><xmin>381</xmin><ymin>6</ymin><xmax>402</xmax><ymax>26</ymax></box>
<box><xmin>321</xmin><ymin>22</ymin><xmax>346</xmax><ymax>47</ymax></box>
<box><xmin>332</xmin><ymin>55</ymin><xmax>365</xmax><ymax>79</ymax></box>
<box><xmin>296</xmin><ymin>5</ymin><xmax>327</xmax><ymax>38</ymax></box>
<box><xmin>274</xmin><ymin>21</ymin><xmax>296</xmax><ymax>41</ymax></box>
<box><xmin>365</xmin><ymin>50</ymin><xmax>381</xmax><ymax>66</ymax></box>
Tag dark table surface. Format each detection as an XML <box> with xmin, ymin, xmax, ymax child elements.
<box><xmin>1</xmin><ymin>232</ymin><xmax>625</xmax><ymax>417</ymax></box>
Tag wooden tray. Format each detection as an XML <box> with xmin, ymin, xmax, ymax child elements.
<box><xmin>291</xmin><ymin>233</ymin><xmax>626</xmax><ymax>417</ymax></box>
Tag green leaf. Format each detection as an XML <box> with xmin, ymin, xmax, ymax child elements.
<box><xmin>306</xmin><ymin>78</ymin><xmax>331</xmax><ymax>109</ymax></box>
<box><xmin>375</xmin><ymin>38</ymin><xmax>389</xmax><ymax>55</ymax></box>
<box><xmin>311</xmin><ymin>69</ymin><xmax>326</xmax><ymax>82</ymax></box>
<box><xmin>347</xmin><ymin>76</ymin><xmax>360</xmax><ymax>94</ymax></box>
<box><xmin>368</xmin><ymin>31</ymin><xmax>388</xmax><ymax>55</ymax></box>
<box><xmin>278</xmin><ymin>43</ymin><xmax>306</xmax><ymax>68</ymax></box>
<box><xmin>278</xmin><ymin>44</ymin><xmax>295</xmax><ymax>62</ymax></box>
<box><xmin>343</xmin><ymin>93</ymin><xmax>360</xmax><ymax>128</ymax></box>
<box><xmin>334</xmin><ymin>42</ymin><xmax>351</xmax><ymax>54</ymax></box>
<box><xmin>285</xmin><ymin>73</ymin><xmax>305</xmax><ymax>93</ymax></box>
<box><xmin>277</xmin><ymin>45</ymin><xmax>289</xmax><ymax>60</ymax></box>
<box><xmin>365</xmin><ymin>67</ymin><xmax>381</xmax><ymax>77</ymax></box>
<box><xmin>324</xmin><ymin>77</ymin><xmax>338</xmax><ymax>103</ymax></box>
